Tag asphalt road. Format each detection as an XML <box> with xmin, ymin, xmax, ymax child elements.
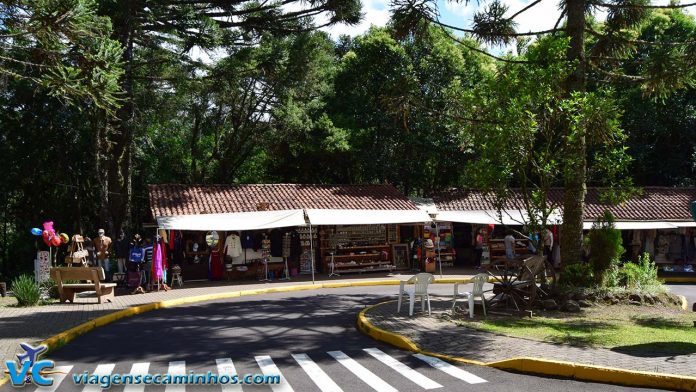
<box><xmin>3</xmin><ymin>285</ymin><xmax>673</xmax><ymax>392</ymax></box>
<box><xmin>666</xmin><ymin>283</ymin><xmax>696</xmax><ymax>309</ymax></box>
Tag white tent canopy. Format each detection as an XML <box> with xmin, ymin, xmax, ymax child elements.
<box><xmin>582</xmin><ymin>221</ymin><xmax>679</xmax><ymax>230</ymax></box>
<box><xmin>156</xmin><ymin>209</ymin><xmax>306</xmax><ymax>231</ymax></box>
<box><xmin>435</xmin><ymin>209</ymin><xmax>563</xmax><ymax>226</ymax></box>
<box><xmin>305</xmin><ymin>209</ymin><xmax>432</xmax><ymax>225</ymax></box>
<box><xmin>673</xmin><ymin>221</ymin><xmax>696</xmax><ymax>227</ymax></box>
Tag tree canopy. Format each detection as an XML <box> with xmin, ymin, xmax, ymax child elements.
<box><xmin>0</xmin><ymin>0</ymin><xmax>695</xmax><ymax>279</ymax></box>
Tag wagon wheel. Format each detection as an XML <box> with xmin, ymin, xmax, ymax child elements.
<box><xmin>534</xmin><ymin>260</ymin><xmax>556</xmax><ymax>298</ymax></box>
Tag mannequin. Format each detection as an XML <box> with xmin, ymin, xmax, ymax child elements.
<box><xmin>95</xmin><ymin>229</ymin><xmax>112</xmax><ymax>272</ymax></box>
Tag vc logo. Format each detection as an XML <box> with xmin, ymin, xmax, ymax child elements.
<box><xmin>4</xmin><ymin>343</ymin><xmax>54</xmax><ymax>387</ymax></box>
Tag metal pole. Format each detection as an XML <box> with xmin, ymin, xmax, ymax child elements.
<box><xmin>437</xmin><ymin>223</ymin><xmax>443</xmax><ymax>278</ymax></box>
<box><xmin>309</xmin><ymin>224</ymin><xmax>315</xmax><ymax>284</ymax></box>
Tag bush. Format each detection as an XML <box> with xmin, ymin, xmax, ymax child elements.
<box><xmin>588</xmin><ymin>211</ymin><xmax>624</xmax><ymax>283</ymax></box>
<box><xmin>559</xmin><ymin>263</ymin><xmax>594</xmax><ymax>288</ymax></box>
<box><xmin>11</xmin><ymin>275</ymin><xmax>41</xmax><ymax>307</ymax></box>
<box><xmin>620</xmin><ymin>253</ymin><xmax>662</xmax><ymax>291</ymax></box>
<box><xmin>601</xmin><ymin>259</ymin><xmax>621</xmax><ymax>288</ymax></box>
<box><xmin>41</xmin><ymin>278</ymin><xmax>60</xmax><ymax>299</ymax></box>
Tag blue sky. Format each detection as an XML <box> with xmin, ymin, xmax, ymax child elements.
<box><xmin>320</xmin><ymin>0</ymin><xmax>566</xmax><ymax>39</ymax></box>
<box><xmin>319</xmin><ymin>0</ymin><xmax>695</xmax><ymax>40</ymax></box>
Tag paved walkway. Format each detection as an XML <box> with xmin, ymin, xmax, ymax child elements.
<box><xmin>364</xmin><ymin>299</ymin><xmax>696</xmax><ymax>377</ymax></box>
<box><xmin>0</xmin><ymin>270</ymin><xmax>473</xmax><ymax>364</ymax></box>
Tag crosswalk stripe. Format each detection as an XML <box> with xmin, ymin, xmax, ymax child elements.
<box><xmin>166</xmin><ymin>361</ymin><xmax>186</xmax><ymax>392</ymax></box>
<box><xmin>413</xmin><ymin>354</ymin><xmax>486</xmax><ymax>384</ymax></box>
<box><xmin>123</xmin><ymin>362</ymin><xmax>150</xmax><ymax>392</ymax></box>
<box><xmin>327</xmin><ymin>351</ymin><xmax>397</xmax><ymax>392</ymax></box>
<box><xmin>364</xmin><ymin>348</ymin><xmax>442</xmax><ymax>390</ymax></box>
<box><xmin>255</xmin><ymin>355</ymin><xmax>294</xmax><ymax>392</ymax></box>
<box><xmin>291</xmin><ymin>353</ymin><xmax>343</xmax><ymax>392</ymax></box>
<box><xmin>216</xmin><ymin>358</ymin><xmax>243</xmax><ymax>392</ymax></box>
<box><xmin>82</xmin><ymin>364</ymin><xmax>115</xmax><ymax>392</ymax></box>
<box><xmin>35</xmin><ymin>365</ymin><xmax>73</xmax><ymax>392</ymax></box>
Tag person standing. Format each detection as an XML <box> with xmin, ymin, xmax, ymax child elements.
<box><xmin>473</xmin><ymin>229</ymin><xmax>484</xmax><ymax>269</ymax></box>
<box><xmin>543</xmin><ymin>227</ymin><xmax>554</xmax><ymax>264</ymax></box>
<box><xmin>114</xmin><ymin>230</ymin><xmax>129</xmax><ymax>274</ymax></box>
<box><xmin>504</xmin><ymin>230</ymin><xmax>516</xmax><ymax>260</ymax></box>
<box><xmin>95</xmin><ymin>229</ymin><xmax>112</xmax><ymax>272</ymax></box>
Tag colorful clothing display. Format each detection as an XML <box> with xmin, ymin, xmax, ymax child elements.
<box><xmin>210</xmin><ymin>250</ymin><xmax>223</xmax><ymax>280</ymax></box>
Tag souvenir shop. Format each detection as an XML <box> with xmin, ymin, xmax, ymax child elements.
<box><xmin>153</xmin><ymin>223</ymin><xmax>463</xmax><ymax>281</ymax></box>
<box><xmin>148</xmin><ymin>184</ymin><xmax>436</xmax><ymax>282</ymax></box>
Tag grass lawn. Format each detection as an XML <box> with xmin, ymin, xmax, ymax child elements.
<box><xmin>451</xmin><ymin>304</ymin><xmax>696</xmax><ymax>355</ymax></box>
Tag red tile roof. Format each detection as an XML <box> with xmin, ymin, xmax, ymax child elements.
<box><xmin>149</xmin><ymin>184</ymin><xmax>421</xmax><ymax>217</ymax></box>
<box><xmin>433</xmin><ymin>187</ymin><xmax>696</xmax><ymax>222</ymax></box>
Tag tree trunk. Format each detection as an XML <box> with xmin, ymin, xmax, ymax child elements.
<box><xmin>97</xmin><ymin>0</ymin><xmax>136</xmax><ymax>235</ymax></box>
<box><xmin>560</xmin><ymin>0</ymin><xmax>588</xmax><ymax>267</ymax></box>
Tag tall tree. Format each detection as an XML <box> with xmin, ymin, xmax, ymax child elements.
<box><xmin>391</xmin><ymin>0</ymin><xmax>696</xmax><ymax>264</ymax></box>
<box><xmin>96</xmin><ymin>0</ymin><xmax>362</xmax><ymax>233</ymax></box>
<box><xmin>0</xmin><ymin>0</ymin><xmax>123</xmax><ymax>111</ymax></box>
<box><xmin>328</xmin><ymin>25</ymin><xmax>491</xmax><ymax>194</ymax></box>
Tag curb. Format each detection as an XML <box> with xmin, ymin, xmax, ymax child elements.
<box><xmin>662</xmin><ymin>277</ymin><xmax>696</xmax><ymax>284</ymax></box>
<box><xmin>356</xmin><ymin>300</ymin><xmax>696</xmax><ymax>391</ymax></box>
<box><xmin>0</xmin><ymin>278</ymin><xmax>473</xmax><ymax>387</ymax></box>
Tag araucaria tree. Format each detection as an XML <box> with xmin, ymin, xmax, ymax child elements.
<box><xmin>391</xmin><ymin>0</ymin><xmax>696</xmax><ymax>265</ymax></box>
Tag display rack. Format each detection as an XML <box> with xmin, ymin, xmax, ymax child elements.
<box><xmin>320</xmin><ymin>225</ymin><xmax>395</xmax><ymax>274</ymax></box>
<box><xmin>297</xmin><ymin>227</ymin><xmax>317</xmax><ymax>274</ymax></box>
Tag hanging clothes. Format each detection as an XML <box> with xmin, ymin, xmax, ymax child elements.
<box><xmin>152</xmin><ymin>238</ymin><xmax>169</xmax><ymax>282</ymax></box>
<box><xmin>224</xmin><ymin>233</ymin><xmax>242</xmax><ymax>258</ymax></box>
<box><xmin>270</xmin><ymin>229</ymin><xmax>283</xmax><ymax>257</ymax></box>
<box><xmin>210</xmin><ymin>250</ymin><xmax>223</xmax><ymax>280</ymax></box>
<box><xmin>153</xmin><ymin>243</ymin><xmax>163</xmax><ymax>280</ymax></box>
<box><xmin>241</xmin><ymin>231</ymin><xmax>254</xmax><ymax>249</ymax></box>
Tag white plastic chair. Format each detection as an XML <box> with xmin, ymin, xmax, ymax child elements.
<box><xmin>397</xmin><ymin>273</ymin><xmax>434</xmax><ymax>316</ymax></box>
<box><xmin>452</xmin><ymin>273</ymin><xmax>488</xmax><ymax>318</ymax></box>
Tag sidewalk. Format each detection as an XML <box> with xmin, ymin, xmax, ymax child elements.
<box><xmin>0</xmin><ymin>270</ymin><xmax>474</xmax><ymax>364</ymax></box>
<box><xmin>363</xmin><ymin>298</ymin><xmax>696</xmax><ymax>377</ymax></box>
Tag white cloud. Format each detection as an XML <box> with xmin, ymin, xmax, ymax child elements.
<box><xmin>320</xmin><ymin>0</ymin><xmax>392</xmax><ymax>37</ymax></box>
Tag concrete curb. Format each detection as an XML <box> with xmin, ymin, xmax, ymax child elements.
<box><xmin>0</xmin><ymin>278</ymin><xmax>473</xmax><ymax>387</ymax></box>
<box><xmin>356</xmin><ymin>300</ymin><xmax>696</xmax><ymax>391</ymax></box>
<box><xmin>663</xmin><ymin>277</ymin><xmax>696</xmax><ymax>284</ymax></box>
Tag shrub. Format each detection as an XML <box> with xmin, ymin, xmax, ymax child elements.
<box><xmin>41</xmin><ymin>278</ymin><xmax>60</xmax><ymax>299</ymax></box>
<box><xmin>11</xmin><ymin>275</ymin><xmax>41</xmax><ymax>307</ymax></box>
<box><xmin>588</xmin><ymin>211</ymin><xmax>624</xmax><ymax>283</ymax></box>
<box><xmin>559</xmin><ymin>263</ymin><xmax>594</xmax><ymax>288</ymax></box>
<box><xmin>601</xmin><ymin>259</ymin><xmax>621</xmax><ymax>288</ymax></box>
<box><xmin>620</xmin><ymin>253</ymin><xmax>662</xmax><ymax>291</ymax></box>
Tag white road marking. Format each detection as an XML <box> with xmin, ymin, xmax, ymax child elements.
<box><xmin>413</xmin><ymin>354</ymin><xmax>487</xmax><ymax>384</ymax></box>
<box><xmin>123</xmin><ymin>362</ymin><xmax>150</xmax><ymax>392</ymax></box>
<box><xmin>364</xmin><ymin>348</ymin><xmax>442</xmax><ymax>389</ymax></box>
<box><xmin>216</xmin><ymin>358</ymin><xmax>243</xmax><ymax>392</ymax></box>
<box><xmin>291</xmin><ymin>353</ymin><xmax>343</xmax><ymax>392</ymax></box>
<box><xmin>255</xmin><ymin>355</ymin><xmax>294</xmax><ymax>392</ymax></box>
<box><xmin>327</xmin><ymin>351</ymin><xmax>397</xmax><ymax>392</ymax></box>
<box><xmin>165</xmin><ymin>361</ymin><xmax>186</xmax><ymax>392</ymax></box>
<box><xmin>35</xmin><ymin>365</ymin><xmax>73</xmax><ymax>392</ymax></box>
<box><xmin>82</xmin><ymin>363</ymin><xmax>115</xmax><ymax>392</ymax></box>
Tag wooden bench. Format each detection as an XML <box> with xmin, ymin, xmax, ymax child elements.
<box><xmin>50</xmin><ymin>267</ymin><xmax>116</xmax><ymax>304</ymax></box>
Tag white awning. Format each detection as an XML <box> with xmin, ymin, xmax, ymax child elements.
<box><xmin>305</xmin><ymin>209</ymin><xmax>432</xmax><ymax>225</ymax></box>
<box><xmin>673</xmin><ymin>221</ymin><xmax>696</xmax><ymax>227</ymax></box>
<box><xmin>435</xmin><ymin>210</ymin><xmax>562</xmax><ymax>226</ymax></box>
<box><xmin>582</xmin><ymin>221</ymin><xmax>679</xmax><ymax>230</ymax></box>
<box><xmin>156</xmin><ymin>209</ymin><xmax>306</xmax><ymax>231</ymax></box>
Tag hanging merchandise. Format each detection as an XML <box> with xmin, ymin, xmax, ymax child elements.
<box><xmin>270</xmin><ymin>229</ymin><xmax>283</xmax><ymax>257</ymax></box>
<box><xmin>210</xmin><ymin>249</ymin><xmax>223</xmax><ymax>280</ymax></box>
<box><xmin>224</xmin><ymin>232</ymin><xmax>242</xmax><ymax>259</ymax></box>
<box><xmin>241</xmin><ymin>231</ymin><xmax>254</xmax><ymax>249</ymax></box>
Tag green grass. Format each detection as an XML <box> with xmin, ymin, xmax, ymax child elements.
<box><xmin>454</xmin><ymin>305</ymin><xmax>696</xmax><ymax>355</ymax></box>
